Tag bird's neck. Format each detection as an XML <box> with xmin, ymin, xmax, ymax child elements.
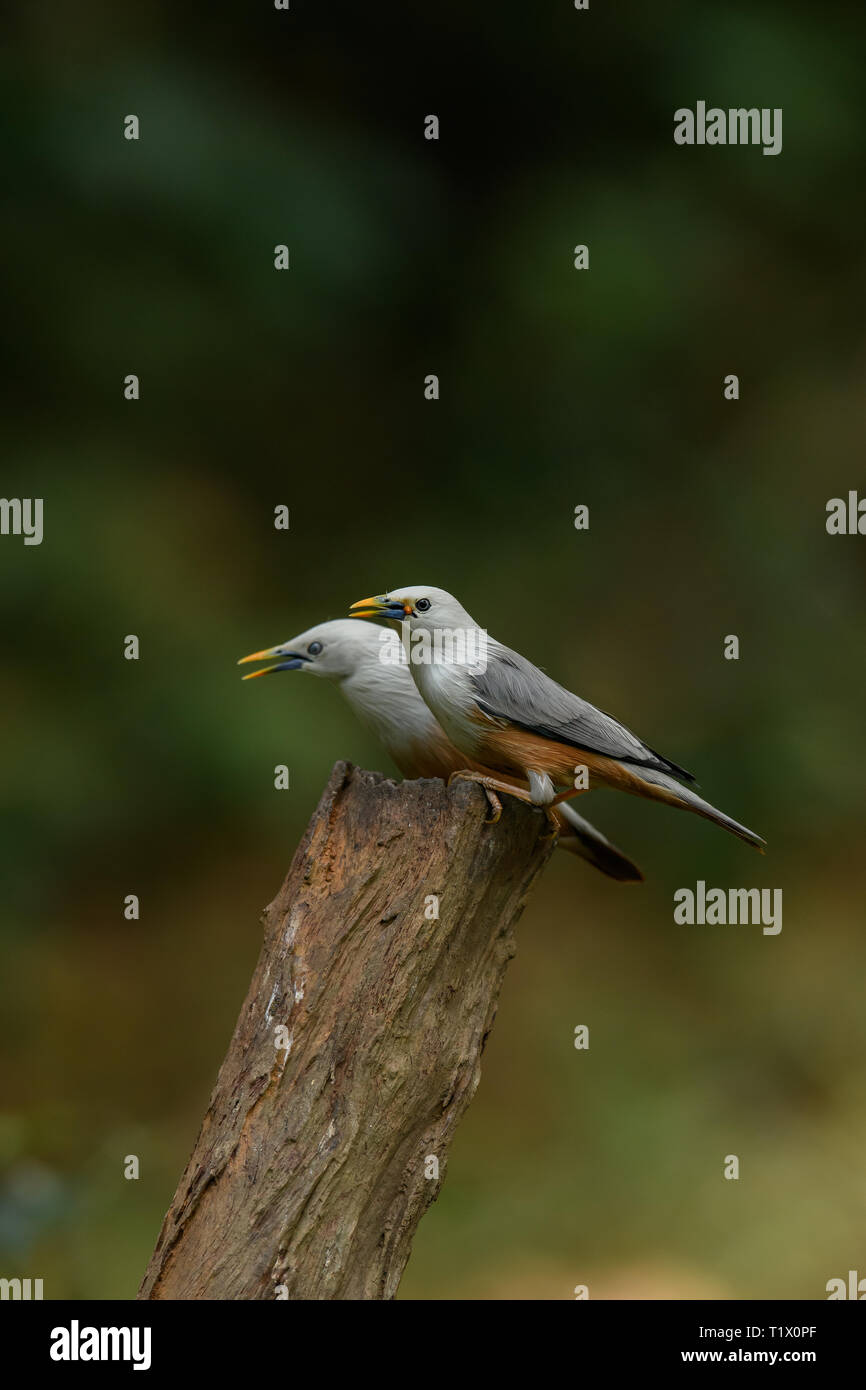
<box><xmin>340</xmin><ymin>667</ymin><xmax>438</xmax><ymax>754</ymax></box>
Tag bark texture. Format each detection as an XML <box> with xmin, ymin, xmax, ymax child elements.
<box><xmin>138</xmin><ymin>761</ymin><xmax>554</xmax><ymax>1300</ymax></box>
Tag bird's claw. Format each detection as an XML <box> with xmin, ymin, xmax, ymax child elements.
<box><xmin>447</xmin><ymin>770</ymin><xmax>502</xmax><ymax>825</ymax></box>
<box><xmin>483</xmin><ymin>790</ymin><xmax>502</xmax><ymax>824</ymax></box>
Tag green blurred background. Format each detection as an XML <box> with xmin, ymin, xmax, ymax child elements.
<box><xmin>2</xmin><ymin>1</ymin><xmax>865</xmax><ymax>1299</ymax></box>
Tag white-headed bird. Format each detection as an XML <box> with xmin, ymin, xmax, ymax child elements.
<box><xmin>238</xmin><ymin>618</ymin><xmax>644</xmax><ymax>881</ymax></box>
<box><xmin>348</xmin><ymin>588</ymin><xmax>765</xmax><ymax>853</ymax></box>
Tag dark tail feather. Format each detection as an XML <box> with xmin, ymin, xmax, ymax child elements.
<box><xmin>556</xmin><ymin>803</ymin><xmax>644</xmax><ymax>882</ymax></box>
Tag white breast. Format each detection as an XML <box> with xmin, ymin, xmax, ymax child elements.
<box><xmin>411</xmin><ymin>659</ymin><xmax>484</xmax><ymax>758</ymax></box>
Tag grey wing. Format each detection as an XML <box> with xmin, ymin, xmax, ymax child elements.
<box><xmin>472</xmin><ymin>645</ymin><xmax>695</xmax><ymax>783</ymax></box>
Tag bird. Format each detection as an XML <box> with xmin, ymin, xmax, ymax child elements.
<box><xmin>237</xmin><ymin>617</ymin><xmax>645</xmax><ymax>882</ymax></box>
<box><xmin>348</xmin><ymin>587</ymin><xmax>766</xmax><ymax>852</ymax></box>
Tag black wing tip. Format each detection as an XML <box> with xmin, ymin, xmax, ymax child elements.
<box><xmin>646</xmin><ymin>748</ymin><xmax>697</xmax><ymax>784</ymax></box>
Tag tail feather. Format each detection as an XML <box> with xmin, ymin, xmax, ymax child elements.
<box><xmin>556</xmin><ymin>803</ymin><xmax>644</xmax><ymax>882</ymax></box>
<box><xmin>635</xmin><ymin>768</ymin><xmax>766</xmax><ymax>851</ymax></box>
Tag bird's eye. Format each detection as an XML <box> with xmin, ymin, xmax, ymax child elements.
<box><xmin>308</xmin><ymin>641</ymin><xmax>323</xmax><ymax>656</ymax></box>
<box><xmin>415</xmin><ymin>598</ymin><xmax>431</xmax><ymax>612</ymax></box>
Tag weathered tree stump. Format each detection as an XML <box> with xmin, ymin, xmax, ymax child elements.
<box><xmin>138</xmin><ymin>761</ymin><xmax>555</xmax><ymax>1300</ymax></box>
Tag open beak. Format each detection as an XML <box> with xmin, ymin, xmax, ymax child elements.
<box><xmin>349</xmin><ymin>595</ymin><xmax>413</xmax><ymax>620</ymax></box>
<box><xmin>237</xmin><ymin>644</ymin><xmax>308</xmax><ymax>680</ymax></box>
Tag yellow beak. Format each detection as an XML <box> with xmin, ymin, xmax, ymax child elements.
<box><xmin>237</xmin><ymin>644</ymin><xmax>307</xmax><ymax>679</ymax></box>
<box><xmin>349</xmin><ymin>595</ymin><xmax>412</xmax><ymax>619</ymax></box>
<box><xmin>237</xmin><ymin>645</ymin><xmax>281</xmax><ymax>665</ymax></box>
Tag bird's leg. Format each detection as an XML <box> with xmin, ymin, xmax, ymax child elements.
<box><xmin>536</xmin><ymin>784</ymin><xmax>590</xmax><ymax>839</ymax></box>
<box><xmin>549</xmin><ymin>785</ymin><xmax>588</xmax><ymax>808</ymax></box>
<box><xmin>538</xmin><ymin>806</ymin><xmax>563</xmax><ymax>841</ymax></box>
<box><xmin>447</xmin><ymin>770</ymin><xmax>559</xmax><ymax>837</ymax></box>
<box><xmin>446</xmin><ymin>770</ymin><xmax>535</xmax><ymax>825</ymax></box>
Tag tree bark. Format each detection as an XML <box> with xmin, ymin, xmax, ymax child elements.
<box><xmin>138</xmin><ymin>761</ymin><xmax>555</xmax><ymax>1300</ymax></box>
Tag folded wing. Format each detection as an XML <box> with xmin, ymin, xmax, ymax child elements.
<box><xmin>472</xmin><ymin>645</ymin><xmax>696</xmax><ymax>784</ymax></box>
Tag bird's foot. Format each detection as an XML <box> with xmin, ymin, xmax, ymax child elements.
<box><xmin>447</xmin><ymin>770</ymin><xmax>527</xmax><ymax>825</ymax></box>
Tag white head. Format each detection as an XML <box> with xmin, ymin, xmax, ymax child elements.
<box><xmin>348</xmin><ymin>585</ymin><xmax>479</xmax><ymax>634</ymax></box>
<box><xmin>237</xmin><ymin>616</ymin><xmax>445</xmax><ymax>763</ymax></box>
<box><xmin>238</xmin><ymin>617</ymin><xmax>405</xmax><ymax>683</ymax></box>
